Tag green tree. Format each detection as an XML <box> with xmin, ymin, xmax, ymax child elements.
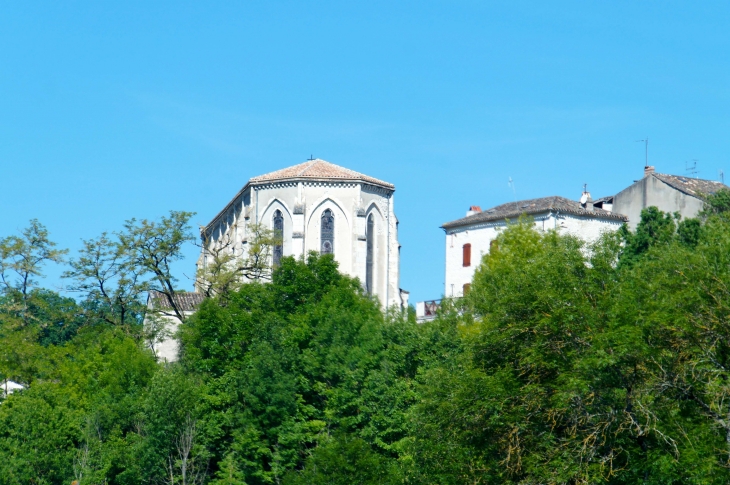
<box><xmin>0</xmin><ymin>219</ymin><xmax>67</xmax><ymax>324</ymax></box>
<box><xmin>119</xmin><ymin>211</ymin><xmax>196</xmax><ymax>324</ymax></box>
<box><xmin>64</xmin><ymin>232</ymin><xmax>146</xmax><ymax>329</ymax></box>
<box><xmin>410</xmin><ymin>218</ymin><xmax>728</xmax><ymax>483</ymax></box>
<box><xmin>283</xmin><ymin>434</ymin><xmax>401</xmax><ymax>485</ymax></box>
<box><xmin>619</xmin><ymin>206</ymin><xmax>677</xmax><ymax>265</ymax></box>
<box><xmin>182</xmin><ymin>253</ymin><xmax>420</xmax><ymax>484</ymax></box>
<box><xmin>195</xmin><ymin>223</ymin><xmax>276</xmax><ymax>298</ymax></box>
<box><xmin>209</xmin><ymin>453</ymin><xmax>247</xmax><ymax>485</ymax></box>
<box><xmin>703</xmin><ymin>187</ymin><xmax>730</xmax><ymax>215</ymax></box>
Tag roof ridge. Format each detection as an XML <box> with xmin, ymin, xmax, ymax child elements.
<box><xmin>655</xmin><ymin>172</ymin><xmax>722</xmax><ymax>183</ymax></box>
<box><xmin>298</xmin><ymin>160</ymin><xmax>317</xmax><ymax>176</ymax></box>
<box><xmin>442</xmin><ymin>194</ymin><xmax>627</xmax><ymax>229</ymax></box>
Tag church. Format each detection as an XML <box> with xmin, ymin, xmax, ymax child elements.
<box><xmin>197</xmin><ymin>158</ymin><xmax>407</xmax><ymax>309</ymax></box>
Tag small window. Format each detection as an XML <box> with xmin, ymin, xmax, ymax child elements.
<box><xmin>463</xmin><ymin>283</ymin><xmax>471</xmax><ymax>295</ymax></box>
<box><xmin>490</xmin><ymin>239</ymin><xmax>498</xmax><ymax>252</ymax></box>
<box><xmin>462</xmin><ymin>243</ymin><xmax>471</xmax><ymax>267</ymax></box>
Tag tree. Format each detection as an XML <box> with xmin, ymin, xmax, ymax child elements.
<box><xmin>64</xmin><ymin>232</ymin><xmax>146</xmax><ymax>329</ymax></box>
<box><xmin>195</xmin><ymin>223</ymin><xmax>275</xmax><ymax>298</ymax></box>
<box><xmin>182</xmin><ymin>253</ymin><xmax>420</xmax><ymax>485</ymax></box>
<box><xmin>0</xmin><ymin>219</ymin><xmax>67</xmax><ymax>323</ymax></box>
<box><xmin>165</xmin><ymin>415</ymin><xmax>207</xmax><ymax>485</ymax></box>
<box><xmin>410</xmin><ymin>219</ymin><xmax>723</xmax><ymax>484</ymax></box>
<box><xmin>619</xmin><ymin>206</ymin><xmax>677</xmax><ymax>265</ymax></box>
<box><xmin>119</xmin><ymin>211</ymin><xmax>196</xmax><ymax>324</ymax></box>
<box><xmin>209</xmin><ymin>453</ymin><xmax>246</xmax><ymax>485</ymax></box>
<box><xmin>703</xmin><ymin>188</ymin><xmax>730</xmax><ymax>215</ymax></box>
<box><xmin>283</xmin><ymin>434</ymin><xmax>401</xmax><ymax>485</ymax></box>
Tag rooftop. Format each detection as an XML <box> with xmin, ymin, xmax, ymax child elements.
<box><xmin>249</xmin><ymin>159</ymin><xmax>394</xmax><ymax>189</ymax></box>
<box><xmin>651</xmin><ymin>173</ymin><xmax>727</xmax><ymax>198</ymax></box>
<box><xmin>204</xmin><ymin>159</ymin><xmax>394</xmax><ymax>230</ymax></box>
<box><xmin>147</xmin><ymin>291</ymin><xmax>205</xmax><ymax>312</ymax></box>
<box><xmin>442</xmin><ymin>195</ymin><xmax>628</xmax><ymax>230</ymax></box>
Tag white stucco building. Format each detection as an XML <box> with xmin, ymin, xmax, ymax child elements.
<box><xmin>146</xmin><ymin>291</ymin><xmax>205</xmax><ymax>363</ymax></box>
<box><xmin>198</xmin><ymin>159</ymin><xmax>406</xmax><ymax>309</ymax></box>
<box><xmin>1</xmin><ymin>380</ymin><xmax>24</xmax><ymax>399</ymax></box>
<box><xmin>439</xmin><ymin>194</ymin><xmax>627</xmax><ymax>300</ymax></box>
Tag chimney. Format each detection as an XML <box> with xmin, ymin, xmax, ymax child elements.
<box><xmin>466</xmin><ymin>205</ymin><xmax>482</xmax><ymax>217</ymax></box>
<box><xmin>580</xmin><ymin>191</ymin><xmax>593</xmax><ymax>211</ymax></box>
<box><xmin>644</xmin><ymin>165</ymin><xmax>655</xmax><ymax>177</ymax></box>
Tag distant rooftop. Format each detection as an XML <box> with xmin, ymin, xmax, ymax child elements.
<box><xmin>442</xmin><ymin>195</ymin><xmax>627</xmax><ymax>230</ymax></box>
<box><xmin>147</xmin><ymin>291</ymin><xmax>205</xmax><ymax>312</ymax></box>
<box><xmin>249</xmin><ymin>159</ymin><xmax>394</xmax><ymax>189</ymax></box>
<box><xmin>651</xmin><ymin>172</ymin><xmax>727</xmax><ymax>198</ymax></box>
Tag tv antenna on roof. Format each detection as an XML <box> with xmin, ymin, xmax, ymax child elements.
<box><xmin>635</xmin><ymin>137</ymin><xmax>648</xmax><ymax>167</ymax></box>
<box><xmin>685</xmin><ymin>159</ymin><xmax>699</xmax><ymax>178</ymax></box>
<box><xmin>307</xmin><ymin>154</ymin><xmax>316</xmax><ymax>160</ymax></box>
<box><xmin>508</xmin><ymin>177</ymin><xmax>516</xmax><ymax>200</ymax></box>
<box><xmin>720</xmin><ymin>169</ymin><xmax>725</xmax><ymax>184</ymax></box>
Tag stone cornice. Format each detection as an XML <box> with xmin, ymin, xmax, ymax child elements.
<box><xmin>205</xmin><ymin>178</ymin><xmax>394</xmax><ymax>231</ymax></box>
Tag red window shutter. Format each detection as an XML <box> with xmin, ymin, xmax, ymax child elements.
<box><xmin>463</xmin><ymin>243</ymin><xmax>471</xmax><ymax>267</ymax></box>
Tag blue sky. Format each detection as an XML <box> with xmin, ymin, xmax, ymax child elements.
<box><xmin>2</xmin><ymin>1</ymin><xmax>730</xmax><ymax>303</ymax></box>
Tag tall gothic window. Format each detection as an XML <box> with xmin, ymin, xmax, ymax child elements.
<box><xmin>273</xmin><ymin>210</ymin><xmax>283</xmax><ymax>267</ymax></box>
<box><xmin>321</xmin><ymin>209</ymin><xmax>334</xmax><ymax>255</ymax></box>
<box><xmin>366</xmin><ymin>214</ymin><xmax>374</xmax><ymax>294</ymax></box>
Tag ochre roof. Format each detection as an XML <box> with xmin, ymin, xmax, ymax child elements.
<box><xmin>249</xmin><ymin>159</ymin><xmax>394</xmax><ymax>189</ymax></box>
<box><xmin>442</xmin><ymin>196</ymin><xmax>628</xmax><ymax>230</ymax></box>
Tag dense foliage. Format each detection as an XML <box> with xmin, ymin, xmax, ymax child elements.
<box><xmin>3</xmin><ymin>193</ymin><xmax>730</xmax><ymax>483</ymax></box>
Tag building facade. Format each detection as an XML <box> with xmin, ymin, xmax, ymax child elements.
<box><xmin>613</xmin><ymin>166</ymin><xmax>727</xmax><ymax>230</ymax></box>
<box><xmin>198</xmin><ymin>159</ymin><xmax>405</xmax><ymax>308</ymax></box>
<box><xmin>146</xmin><ymin>291</ymin><xmax>205</xmax><ymax>363</ymax></box>
<box><xmin>440</xmin><ymin>195</ymin><xmax>627</xmax><ymax>300</ymax></box>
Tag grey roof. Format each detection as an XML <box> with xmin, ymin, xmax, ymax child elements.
<box><xmin>442</xmin><ymin>195</ymin><xmax>628</xmax><ymax>230</ymax></box>
<box><xmin>147</xmin><ymin>291</ymin><xmax>205</xmax><ymax>312</ymax></box>
<box><xmin>652</xmin><ymin>173</ymin><xmax>727</xmax><ymax>199</ymax></box>
<box><xmin>593</xmin><ymin>195</ymin><xmax>614</xmax><ymax>204</ymax></box>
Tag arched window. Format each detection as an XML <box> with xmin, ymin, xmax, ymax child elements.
<box><xmin>366</xmin><ymin>213</ymin><xmax>374</xmax><ymax>294</ymax></box>
<box><xmin>463</xmin><ymin>243</ymin><xmax>471</xmax><ymax>267</ymax></box>
<box><xmin>273</xmin><ymin>210</ymin><xmax>283</xmax><ymax>266</ymax></box>
<box><xmin>321</xmin><ymin>209</ymin><xmax>334</xmax><ymax>255</ymax></box>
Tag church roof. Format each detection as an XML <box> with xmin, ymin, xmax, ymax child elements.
<box><xmin>442</xmin><ymin>195</ymin><xmax>628</xmax><ymax>230</ymax></box>
<box><xmin>204</xmin><ymin>159</ymin><xmax>394</xmax><ymax>232</ymax></box>
<box><xmin>651</xmin><ymin>173</ymin><xmax>727</xmax><ymax>199</ymax></box>
<box><xmin>249</xmin><ymin>159</ymin><xmax>394</xmax><ymax>189</ymax></box>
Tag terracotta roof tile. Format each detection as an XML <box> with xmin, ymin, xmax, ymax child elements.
<box><xmin>442</xmin><ymin>196</ymin><xmax>627</xmax><ymax>229</ymax></box>
<box><xmin>249</xmin><ymin>159</ymin><xmax>394</xmax><ymax>189</ymax></box>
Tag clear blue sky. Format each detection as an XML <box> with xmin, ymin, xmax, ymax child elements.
<box><xmin>2</xmin><ymin>2</ymin><xmax>729</xmax><ymax>303</ymax></box>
